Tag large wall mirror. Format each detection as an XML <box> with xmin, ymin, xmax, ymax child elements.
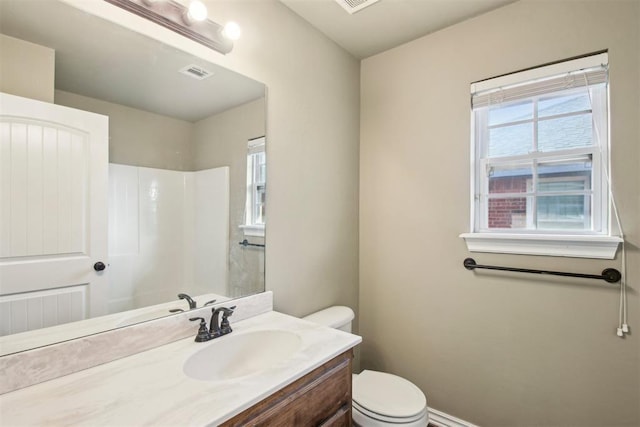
<box><xmin>0</xmin><ymin>0</ymin><xmax>266</xmax><ymax>355</ymax></box>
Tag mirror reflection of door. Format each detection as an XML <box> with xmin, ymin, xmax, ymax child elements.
<box><xmin>0</xmin><ymin>93</ymin><xmax>109</xmax><ymax>335</ymax></box>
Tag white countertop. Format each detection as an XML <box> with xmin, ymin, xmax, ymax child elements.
<box><xmin>0</xmin><ymin>311</ymin><xmax>361</xmax><ymax>426</ymax></box>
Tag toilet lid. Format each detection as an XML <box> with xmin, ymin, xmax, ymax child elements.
<box><xmin>352</xmin><ymin>370</ymin><xmax>427</xmax><ymax>419</ymax></box>
<box><xmin>353</xmin><ymin>400</ymin><xmax>427</xmax><ymax>424</ymax></box>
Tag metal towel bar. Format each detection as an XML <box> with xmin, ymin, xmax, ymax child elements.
<box><xmin>463</xmin><ymin>258</ymin><xmax>621</xmax><ymax>283</ymax></box>
<box><xmin>239</xmin><ymin>239</ymin><xmax>265</xmax><ymax>248</ymax></box>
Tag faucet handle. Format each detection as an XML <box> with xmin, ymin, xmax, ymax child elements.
<box><xmin>219</xmin><ymin>305</ymin><xmax>236</xmax><ymax>315</ymax></box>
<box><xmin>169</xmin><ymin>308</ymin><xmax>185</xmax><ymax>313</ymax></box>
<box><xmin>219</xmin><ymin>306</ymin><xmax>236</xmax><ymax>334</ymax></box>
<box><xmin>203</xmin><ymin>299</ymin><xmax>217</xmax><ymax>307</ymax></box>
<box><xmin>189</xmin><ymin>317</ymin><xmax>212</xmax><ymax>342</ymax></box>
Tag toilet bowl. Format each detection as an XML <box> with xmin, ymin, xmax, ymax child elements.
<box><xmin>303</xmin><ymin>306</ymin><xmax>429</xmax><ymax>426</ymax></box>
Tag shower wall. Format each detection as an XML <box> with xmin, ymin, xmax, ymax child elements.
<box><xmin>192</xmin><ymin>99</ymin><xmax>266</xmax><ymax>297</ymax></box>
<box><xmin>108</xmin><ymin>164</ymin><xmax>229</xmax><ymax>313</ymax></box>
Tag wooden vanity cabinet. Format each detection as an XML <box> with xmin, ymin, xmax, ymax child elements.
<box><xmin>221</xmin><ymin>349</ymin><xmax>353</xmax><ymax>427</ymax></box>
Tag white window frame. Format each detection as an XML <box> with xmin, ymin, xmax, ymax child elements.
<box><xmin>240</xmin><ymin>136</ymin><xmax>265</xmax><ymax>237</ymax></box>
<box><xmin>460</xmin><ymin>53</ymin><xmax>622</xmax><ymax>259</ymax></box>
<box><xmin>477</xmin><ymin>147</ymin><xmax>600</xmax><ymax>233</ymax></box>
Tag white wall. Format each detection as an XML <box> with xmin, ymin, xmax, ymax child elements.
<box><xmin>190</xmin><ymin>167</ymin><xmax>230</xmax><ymax>297</ymax></box>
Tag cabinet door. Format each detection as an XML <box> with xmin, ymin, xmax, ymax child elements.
<box><xmin>319</xmin><ymin>404</ymin><xmax>351</xmax><ymax>427</ymax></box>
<box><xmin>222</xmin><ymin>350</ymin><xmax>353</xmax><ymax>427</ymax></box>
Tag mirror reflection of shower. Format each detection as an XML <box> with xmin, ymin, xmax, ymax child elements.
<box><xmin>108</xmin><ymin>164</ymin><xmax>230</xmax><ymax>313</ymax></box>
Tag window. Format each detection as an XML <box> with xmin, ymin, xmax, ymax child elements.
<box><xmin>526</xmin><ymin>176</ymin><xmax>590</xmax><ymax>230</ymax></box>
<box><xmin>461</xmin><ymin>53</ymin><xmax>622</xmax><ymax>258</ymax></box>
<box><xmin>241</xmin><ymin>136</ymin><xmax>265</xmax><ymax>237</ymax></box>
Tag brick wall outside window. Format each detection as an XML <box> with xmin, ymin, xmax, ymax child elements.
<box><xmin>488</xmin><ymin>176</ymin><xmax>528</xmax><ymax>228</ymax></box>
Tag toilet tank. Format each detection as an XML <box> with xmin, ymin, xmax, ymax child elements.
<box><xmin>302</xmin><ymin>306</ymin><xmax>354</xmax><ymax>333</ymax></box>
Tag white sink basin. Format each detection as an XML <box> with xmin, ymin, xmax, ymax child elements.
<box><xmin>183</xmin><ymin>330</ymin><xmax>302</xmax><ymax>381</ymax></box>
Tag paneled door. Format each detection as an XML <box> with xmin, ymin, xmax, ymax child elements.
<box><xmin>0</xmin><ymin>92</ymin><xmax>109</xmax><ymax>334</ymax></box>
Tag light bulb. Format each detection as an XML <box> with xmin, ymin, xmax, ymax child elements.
<box><xmin>222</xmin><ymin>21</ymin><xmax>241</xmax><ymax>41</ymax></box>
<box><xmin>187</xmin><ymin>0</ymin><xmax>208</xmax><ymax>22</ymax></box>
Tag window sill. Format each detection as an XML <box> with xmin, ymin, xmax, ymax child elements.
<box><xmin>240</xmin><ymin>224</ymin><xmax>265</xmax><ymax>237</ymax></box>
<box><xmin>459</xmin><ymin>233</ymin><xmax>622</xmax><ymax>259</ymax></box>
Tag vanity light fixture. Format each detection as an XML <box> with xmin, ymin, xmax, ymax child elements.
<box><xmin>184</xmin><ymin>0</ymin><xmax>208</xmax><ymax>24</ymax></box>
<box><xmin>222</xmin><ymin>21</ymin><xmax>242</xmax><ymax>41</ymax></box>
<box><xmin>105</xmin><ymin>0</ymin><xmax>235</xmax><ymax>54</ymax></box>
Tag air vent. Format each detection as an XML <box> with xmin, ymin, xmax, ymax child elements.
<box><xmin>334</xmin><ymin>0</ymin><xmax>381</xmax><ymax>14</ymax></box>
<box><xmin>179</xmin><ymin>64</ymin><xmax>214</xmax><ymax>80</ymax></box>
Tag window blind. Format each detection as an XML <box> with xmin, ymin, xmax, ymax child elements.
<box><xmin>248</xmin><ymin>136</ymin><xmax>265</xmax><ymax>154</ymax></box>
<box><xmin>471</xmin><ymin>53</ymin><xmax>608</xmax><ymax>109</ymax></box>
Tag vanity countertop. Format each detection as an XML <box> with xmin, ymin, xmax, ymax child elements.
<box><xmin>0</xmin><ymin>311</ymin><xmax>361</xmax><ymax>426</ymax></box>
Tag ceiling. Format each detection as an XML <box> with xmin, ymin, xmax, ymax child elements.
<box><xmin>280</xmin><ymin>0</ymin><xmax>517</xmax><ymax>59</ymax></box>
<box><xmin>0</xmin><ymin>0</ymin><xmax>518</xmax><ymax>119</ymax></box>
<box><xmin>0</xmin><ymin>0</ymin><xmax>265</xmax><ymax>122</ymax></box>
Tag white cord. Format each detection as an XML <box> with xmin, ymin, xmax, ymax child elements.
<box><xmin>621</xmin><ymin>241</ymin><xmax>628</xmax><ymax>332</ymax></box>
<box><xmin>583</xmin><ymin>71</ymin><xmax>628</xmax><ymax>337</ymax></box>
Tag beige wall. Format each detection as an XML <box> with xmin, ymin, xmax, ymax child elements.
<box><xmin>55</xmin><ymin>90</ymin><xmax>194</xmax><ymax>171</ymax></box>
<box><xmin>193</xmin><ymin>98</ymin><xmax>266</xmax><ymax>297</ymax></box>
<box><xmin>0</xmin><ymin>34</ymin><xmax>55</xmax><ymax>103</ymax></box>
<box><xmin>360</xmin><ymin>1</ymin><xmax>639</xmax><ymax>426</ymax></box>
<box><xmin>193</xmin><ymin>0</ymin><xmax>361</xmax><ymax>320</ymax></box>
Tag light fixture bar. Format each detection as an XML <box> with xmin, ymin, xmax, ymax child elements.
<box><xmin>104</xmin><ymin>0</ymin><xmax>233</xmax><ymax>54</ymax></box>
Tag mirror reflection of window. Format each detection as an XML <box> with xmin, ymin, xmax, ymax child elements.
<box><xmin>243</xmin><ymin>136</ymin><xmax>266</xmax><ymax>236</ymax></box>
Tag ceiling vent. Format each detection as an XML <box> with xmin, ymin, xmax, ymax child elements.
<box><xmin>179</xmin><ymin>64</ymin><xmax>214</xmax><ymax>80</ymax></box>
<box><xmin>334</xmin><ymin>0</ymin><xmax>381</xmax><ymax>14</ymax></box>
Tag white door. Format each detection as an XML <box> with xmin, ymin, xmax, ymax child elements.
<box><xmin>0</xmin><ymin>92</ymin><xmax>109</xmax><ymax>334</ymax></box>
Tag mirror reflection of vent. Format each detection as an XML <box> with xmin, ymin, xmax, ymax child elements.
<box><xmin>179</xmin><ymin>64</ymin><xmax>214</xmax><ymax>80</ymax></box>
<box><xmin>334</xmin><ymin>0</ymin><xmax>380</xmax><ymax>14</ymax></box>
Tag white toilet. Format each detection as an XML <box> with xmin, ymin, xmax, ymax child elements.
<box><xmin>303</xmin><ymin>306</ymin><xmax>429</xmax><ymax>427</ymax></box>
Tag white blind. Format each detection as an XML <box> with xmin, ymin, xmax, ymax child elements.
<box><xmin>248</xmin><ymin>136</ymin><xmax>265</xmax><ymax>154</ymax></box>
<box><xmin>471</xmin><ymin>53</ymin><xmax>608</xmax><ymax>109</ymax></box>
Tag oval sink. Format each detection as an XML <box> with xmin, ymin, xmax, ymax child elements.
<box><xmin>183</xmin><ymin>330</ymin><xmax>302</xmax><ymax>381</ymax></box>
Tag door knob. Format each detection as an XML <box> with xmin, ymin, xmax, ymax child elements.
<box><xmin>94</xmin><ymin>262</ymin><xmax>106</xmax><ymax>271</ymax></box>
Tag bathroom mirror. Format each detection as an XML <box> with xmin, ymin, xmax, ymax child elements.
<box><xmin>0</xmin><ymin>0</ymin><xmax>266</xmax><ymax>355</ymax></box>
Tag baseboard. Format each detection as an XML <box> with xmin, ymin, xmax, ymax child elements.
<box><xmin>428</xmin><ymin>407</ymin><xmax>479</xmax><ymax>427</ymax></box>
